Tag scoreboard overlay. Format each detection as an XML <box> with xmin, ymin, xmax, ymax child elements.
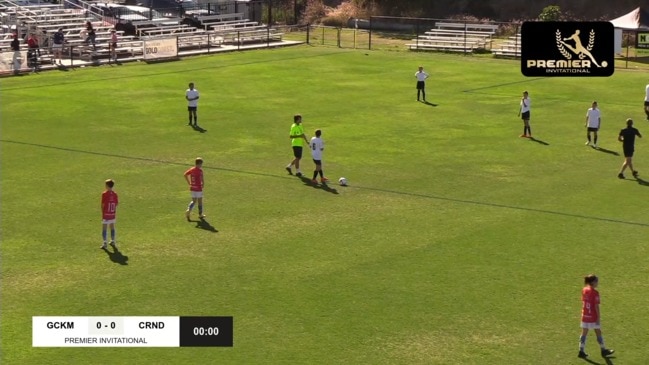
<box><xmin>33</xmin><ymin>316</ymin><xmax>233</xmax><ymax>347</ymax></box>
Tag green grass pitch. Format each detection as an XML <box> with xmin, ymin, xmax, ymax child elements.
<box><xmin>2</xmin><ymin>46</ymin><xmax>649</xmax><ymax>364</ymax></box>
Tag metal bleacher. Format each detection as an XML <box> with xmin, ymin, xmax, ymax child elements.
<box><xmin>0</xmin><ymin>0</ymin><xmax>291</xmax><ymax>74</ymax></box>
<box><xmin>407</xmin><ymin>22</ymin><xmax>498</xmax><ymax>53</ymax></box>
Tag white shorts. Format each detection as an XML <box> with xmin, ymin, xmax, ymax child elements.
<box><xmin>580</xmin><ymin>322</ymin><xmax>600</xmax><ymax>329</ymax></box>
<box><xmin>52</xmin><ymin>43</ymin><xmax>63</xmax><ymax>49</ymax></box>
<box><xmin>190</xmin><ymin>191</ymin><xmax>203</xmax><ymax>199</ymax></box>
<box><xmin>102</xmin><ymin>218</ymin><xmax>116</xmax><ymax>224</ymax></box>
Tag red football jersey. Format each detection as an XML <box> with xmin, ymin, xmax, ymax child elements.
<box><xmin>101</xmin><ymin>190</ymin><xmax>118</xmax><ymax>220</ymax></box>
<box><xmin>184</xmin><ymin>167</ymin><xmax>203</xmax><ymax>192</ymax></box>
<box><xmin>581</xmin><ymin>286</ymin><xmax>600</xmax><ymax>323</ymax></box>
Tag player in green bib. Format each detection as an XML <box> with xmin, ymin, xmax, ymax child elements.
<box><xmin>285</xmin><ymin>114</ymin><xmax>309</xmax><ymax>177</ymax></box>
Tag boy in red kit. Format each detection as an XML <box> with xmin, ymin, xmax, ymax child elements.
<box><xmin>184</xmin><ymin>157</ymin><xmax>205</xmax><ymax>220</ymax></box>
<box><xmin>101</xmin><ymin>179</ymin><xmax>118</xmax><ymax>249</ymax></box>
<box><xmin>578</xmin><ymin>274</ymin><xmax>614</xmax><ymax>359</ymax></box>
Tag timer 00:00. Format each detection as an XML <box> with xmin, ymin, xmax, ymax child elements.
<box><xmin>193</xmin><ymin>327</ymin><xmax>219</xmax><ymax>336</ymax></box>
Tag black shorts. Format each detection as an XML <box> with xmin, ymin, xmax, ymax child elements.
<box><xmin>521</xmin><ymin>111</ymin><xmax>530</xmax><ymax>120</ymax></box>
<box><xmin>587</xmin><ymin>127</ymin><xmax>599</xmax><ymax>132</ymax></box>
<box><xmin>623</xmin><ymin>146</ymin><xmax>634</xmax><ymax>157</ymax></box>
<box><xmin>312</xmin><ymin>159</ymin><xmax>322</xmax><ymax>166</ymax></box>
<box><xmin>416</xmin><ymin>81</ymin><xmax>425</xmax><ymax>90</ymax></box>
<box><xmin>188</xmin><ymin>106</ymin><xmax>197</xmax><ymax>112</ymax></box>
<box><xmin>292</xmin><ymin>146</ymin><xmax>303</xmax><ymax>158</ymax></box>
<box><xmin>644</xmin><ymin>101</ymin><xmax>649</xmax><ymax>107</ymax></box>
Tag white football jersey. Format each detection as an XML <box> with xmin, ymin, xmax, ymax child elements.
<box><xmin>586</xmin><ymin>108</ymin><xmax>601</xmax><ymax>128</ymax></box>
<box><xmin>310</xmin><ymin>136</ymin><xmax>324</xmax><ymax>160</ymax></box>
<box><xmin>186</xmin><ymin>89</ymin><xmax>199</xmax><ymax>107</ymax></box>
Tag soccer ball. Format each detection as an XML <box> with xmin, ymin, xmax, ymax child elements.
<box><xmin>338</xmin><ymin>177</ymin><xmax>348</xmax><ymax>186</ymax></box>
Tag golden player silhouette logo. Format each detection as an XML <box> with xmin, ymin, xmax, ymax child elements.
<box><xmin>521</xmin><ymin>21</ymin><xmax>613</xmax><ymax>77</ymax></box>
<box><xmin>556</xmin><ymin>29</ymin><xmax>607</xmax><ymax>68</ymax></box>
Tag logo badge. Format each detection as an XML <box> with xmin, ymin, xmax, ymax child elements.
<box><xmin>521</xmin><ymin>22</ymin><xmax>614</xmax><ymax>77</ymax></box>
<box><xmin>637</xmin><ymin>32</ymin><xmax>649</xmax><ymax>49</ymax></box>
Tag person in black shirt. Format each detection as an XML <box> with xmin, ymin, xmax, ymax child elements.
<box><xmin>10</xmin><ymin>34</ymin><xmax>21</xmax><ymax>74</ymax></box>
<box><xmin>617</xmin><ymin>118</ymin><xmax>642</xmax><ymax>179</ymax></box>
<box><xmin>52</xmin><ymin>28</ymin><xmax>65</xmax><ymax>65</ymax></box>
<box><xmin>84</xmin><ymin>21</ymin><xmax>96</xmax><ymax>50</ymax></box>
<box><xmin>10</xmin><ymin>33</ymin><xmax>20</xmax><ymax>51</ymax></box>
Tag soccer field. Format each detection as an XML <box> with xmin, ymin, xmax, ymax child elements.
<box><xmin>2</xmin><ymin>46</ymin><xmax>649</xmax><ymax>364</ymax></box>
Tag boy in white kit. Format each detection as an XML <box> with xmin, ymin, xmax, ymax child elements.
<box><xmin>310</xmin><ymin>129</ymin><xmax>329</xmax><ymax>184</ymax></box>
<box><xmin>585</xmin><ymin>101</ymin><xmax>601</xmax><ymax>148</ymax></box>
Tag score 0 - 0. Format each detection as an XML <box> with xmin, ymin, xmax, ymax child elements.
<box><xmin>88</xmin><ymin>317</ymin><xmax>124</xmax><ymax>335</ymax></box>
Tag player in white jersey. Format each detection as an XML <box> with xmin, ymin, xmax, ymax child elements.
<box><xmin>415</xmin><ymin>66</ymin><xmax>429</xmax><ymax>102</ymax></box>
<box><xmin>585</xmin><ymin>101</ymin><xmax>601</xmax><ymax>148</ymax></box>
<box><xmin>310</xmin><ymin>129</ymin><xmax>328</xmax><ymax>184</ymax></box>
<box><xmin>518</xmin><ymin>90</ymin><xmax>532</xmax><ymax>138</ymax></box>
<box><xmin>185</xmin><ymin>82</ymin><xmax>199</xmax><ymax>127</ymax></box>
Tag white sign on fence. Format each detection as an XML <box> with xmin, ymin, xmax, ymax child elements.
<box><xmin>143</xmin><ymin>38</ymin><xmax>178</xmax><ymax>60</ymax></box>
<box><xmin>0</xmin><ymin>51</ymin><xmax>27</xmax><ymax>73</ymax></box>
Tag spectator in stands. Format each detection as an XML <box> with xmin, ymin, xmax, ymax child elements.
<box><xmin>10</xmin><ymin>33</ymin><xmax>20</xmax><ymax>52</ymax></box>
<box><xmin>27</xmin><ymin>33</ymin><xmax>40</xmax><ymax>56</ymax></box>
<box><xmin>52</xmin><ymin>28</ymin><xmax>65</xmax><ymax>65</ymax></box>
<box><xmin>27</xmin><ymin>33</ymin><xmax>39</xmax><ymax>72</ymax></box>
<box><xmin>85</xmin><ymin>21</ymin><xmax>96</xmax><ymax>51</ymax></box>
<box><xmin>110</xmin><ymin>29</ymin><xmax>118</xmax><ymax>63</ymax></box>
<box><xmin>39</xmin><ymin>30</ymin><xmax>49</xmax><ymax>50</ymax></box>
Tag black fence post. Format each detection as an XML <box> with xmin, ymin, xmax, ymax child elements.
<box><xmin>293</xmin><ymin>0</ymin><xmax>297</xmax><ymax>25</ymax></box>
<box><xmin>415</xmin><ymin>19</ymin><xmax>419</xmax><ymax>50</ymax></box>
<box><xmin>368</xmin><ymin>16</ymin><xmax>372</xmax><ymax>50</ymax></box>
<box><xmin>515</xmin><ymin>23</ymin><xmax>519</xmax><ymax>59</ymax></box>
<box><xmin>337</xmin><ymin>27</ymin><xmax>341</xmax><ymax>48</ymax></box>
<box><xmin>306</xmin><ymin>23</ymin><xmax>310</xmax><ymax>44</ymax></box>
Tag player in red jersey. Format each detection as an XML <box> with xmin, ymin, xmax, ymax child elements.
<box><xmin>184</xmin><ymin>157</ymin><xmax>205</xmax><ymax>220</ymax></box>
<box><xmin>101</xmin><ymin>179</ymin><xmax>119</xmax><ymax>249</ymax></box>
<box><xmin>578</xmin><ymin>274</ymin><xmax>614</xmax><ymax>359</ymax></box>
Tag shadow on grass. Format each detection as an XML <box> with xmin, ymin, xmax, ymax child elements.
<box><xmin>298</xmin><ymin>175</ymin><xmax>339</xmax><ymax>194</ymax></box>
<box><xmin>102</xmin><ymin>246</ymin><xmax>129</xmax><ymax>265</ymax></box>
<box><xmin>462</xmin><ymin>77</ymin><xmax>545</xmax><ymax>94</ymax></box>
<box><xmin>633</xmin><ymin>176</ymin><xmax>649</xmax><ymax>186</ymax></box>
<box><xmin>592</xmin><ymin>146</ymin><xmax>619</xmax><ymax>156</ymax></box>
<box><xmin>421</xmin><ymin>100</ymin><xmax>437</xmax><ymax>107</ymax></box>
<box><xmin>191</xmin><ymin>217</ymin><xmax>218</xmax><ymax>232</ymax></box>
<box><xmin>581</xmin><ymin>355</ymin><xmax>616</xmax><ymax>365</ymax></box>
<box><xmin>529</xmin><ymin>137</ymin><xmax>549</xmax><ymax>145</ymax></box>
<box><xmin>4</xmin><ymin>139</ymin><xmax>649</xmax><ymax>227</ymax></box>
<box><xmin>191</xmin><ymin>124</ymin><xmax>207</xmax><ymax>133</ymax></box>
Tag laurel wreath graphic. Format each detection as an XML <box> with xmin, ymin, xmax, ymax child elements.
<box><xmin>556</xmin><ymin>29</ymin><xmax>572</xmax><ymax>59</ymax></box>
<box><xmin>587</xmin><ymin>29</ymin><xmax>595</xmax><ymax>51</ymax></box>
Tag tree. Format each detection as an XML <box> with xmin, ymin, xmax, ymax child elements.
<box><xmin>538</xmin><ymin>5</ymin><xmax>562</xmax><ymax>21</ymax></box>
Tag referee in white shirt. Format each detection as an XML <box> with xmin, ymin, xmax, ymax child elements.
<box><xmin>415</xmin><ymin>66</ymin><xmax>429</xmax><ymax>102</ymax></box>
<box><xmin>585</xmin><ymin>101</ymin><xmax>601</xmax><ymax>148</ymax></box>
